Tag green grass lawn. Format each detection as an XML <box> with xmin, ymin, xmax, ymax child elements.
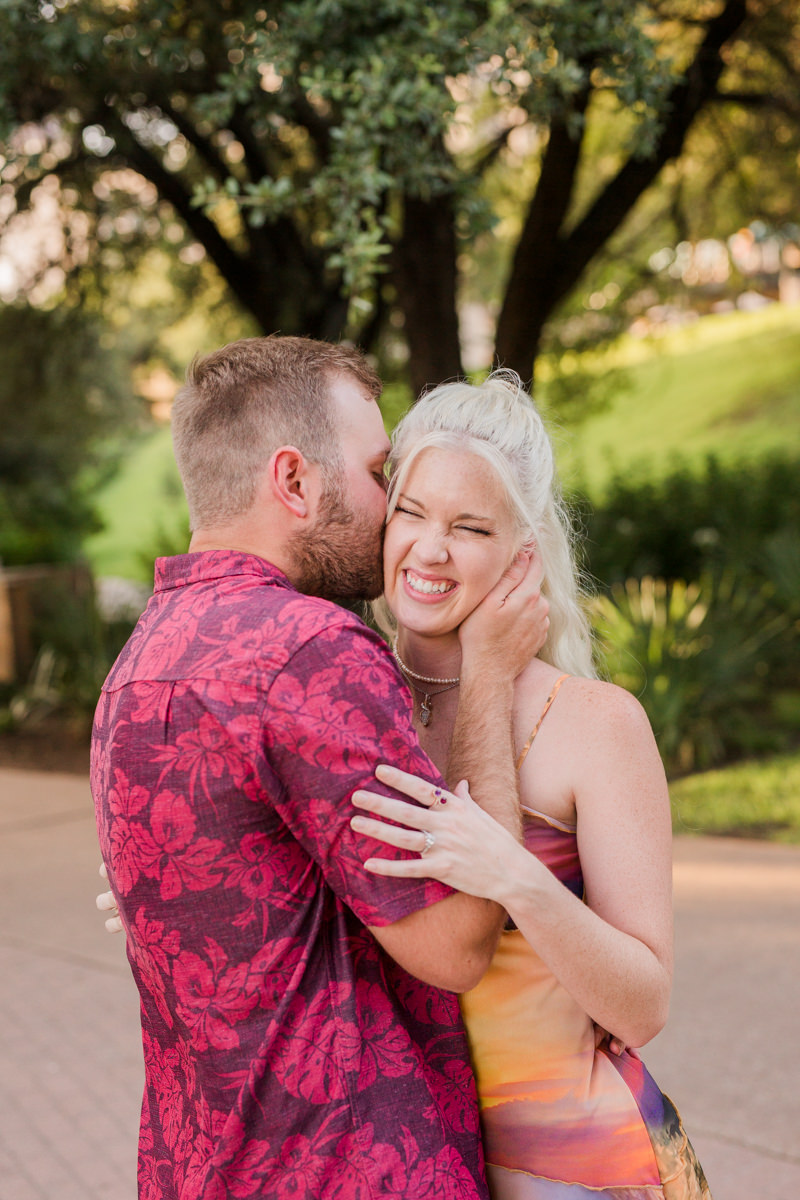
<box><xmin>84</xmin><ymin>303</ymin><xmax>800</xmax><ymax>582</ymax></box>
<box><xmin>85</xmin><ymin>428</ymin><xmax>188</xmax><ymax>582</ymax></box>
<box><xmin>670</xmin><ymin>750</ymin><xmax>800</xmax><ymax>844</ymax></box>
<box><xmin>555</xmin><ymin>303</ymin><xmax>800</xmax><ymax>494</ymax></box>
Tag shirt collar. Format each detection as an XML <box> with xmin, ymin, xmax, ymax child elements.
<box><xmin>153</xmin><ymin>550</ymin><xmax>295</xmax><ymax>593</ymax></box>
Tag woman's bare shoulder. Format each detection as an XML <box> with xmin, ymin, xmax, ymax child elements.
<box><xmin>563</xmin><ymin>676</ymin><xmax>654</xmax><ymax>741</ymax></box>
<box><xmin>561</xmin><ymin>675</ymin><xmax>646</xmax><ymax>715</ymax></box>
<box><xmin>514</xmin><ymin>669</ymin><xmax>653</xmax><ymax>749</ymax></box>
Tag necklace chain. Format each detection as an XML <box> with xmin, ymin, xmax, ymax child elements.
<box><xmin>392</xmin><ymin>639</ymin><xmax>460</xmax><ymax>685</ymax></box>
<box><xmin>392</xmin><ymin>640</ymin><xmax>460</xmax><ymax>727</ymax></box>
<box><xmin>404</xmin><ymin>679</ymin><xmax>460</xmax><ymax>727</ymax></box>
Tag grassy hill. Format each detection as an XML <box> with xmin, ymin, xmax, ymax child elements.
<box><xmin>85</xmin><ymin>426</ymin><xmax>188</xmax><ymax>581</ymax></box>
<box><xmin>85</xmin><ymin>303</ymin><xmax>800</xmax><ymax>582</ymax></box>
<box><xmin>554</xmin><ymin>302</ymin><xmax>800</xmax><ymax>494</ymax></box>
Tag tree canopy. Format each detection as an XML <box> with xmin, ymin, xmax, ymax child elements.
<box><xmin>1</xmin><ymin>0</ymin><xmax>798</xmax><ymax>394</ymax></box>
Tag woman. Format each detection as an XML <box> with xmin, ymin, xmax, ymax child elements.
<box><xmin>349</xmin><ymin>371</ymin><xmax>712</xmax><ymax>1199</ymax></box>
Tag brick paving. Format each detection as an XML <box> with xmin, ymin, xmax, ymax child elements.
<box><xmin>1</xmin><ymin>766</ymin><xmax>799</xmax><ymax>1200</ymax></box>
<box><xmin>1</xmin><ymin>769</ymin><xmax>141</xmax><ymax>1200</ymax></box>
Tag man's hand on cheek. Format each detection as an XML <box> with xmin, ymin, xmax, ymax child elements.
<box><xmin>458</xmin><ymin>548</ymin><xmax>549</xmax><ymax>680</ymax></box>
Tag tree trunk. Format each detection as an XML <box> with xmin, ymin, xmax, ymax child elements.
<box><xmin>494</xmin><ymin>0</ymin><xmax>749</xmax><ymax>386</ymax></box>
<box><xmin>391</xmin><ymin>193</ymin><xmax>464</xmax><ymax>398</ymax></box>
<box><xmin>494</xmin><ymin>97</ymin><xmax>589</xmax><ymax>384</ymax></box>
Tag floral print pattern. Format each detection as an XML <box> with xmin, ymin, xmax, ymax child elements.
<box><xmin>92</xmin><ymin>551</ymin><xmax>487</xmax><ymax>1200</ymax></box>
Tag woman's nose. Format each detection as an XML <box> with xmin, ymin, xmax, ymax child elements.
<box><xmin>415</xmin><ymin>528</ymin><xmax>449</xmax><ymax>563</ymax></box>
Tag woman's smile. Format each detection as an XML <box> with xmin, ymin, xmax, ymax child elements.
<box><xmin>383</xmin><ymin>446</ymin><xmax>519</xmax><ymax>638</ymax></box>
<box><xmin>403</xmin><ymin>568</ymin><xmax>458</xmax><ymax>600</ymax></box>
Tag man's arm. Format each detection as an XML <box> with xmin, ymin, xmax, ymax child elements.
<box><xmin>367</xmin><ymin>552</ymin><xmax>548</xmax><ymax>990</ymax></box>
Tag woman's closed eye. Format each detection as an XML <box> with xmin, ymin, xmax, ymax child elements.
<box><xmin>394</xmin><ymin>505</ymin><xmax>491</xmax><ymax>536</ymax></box>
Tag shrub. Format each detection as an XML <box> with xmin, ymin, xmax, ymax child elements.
<box><xmin>593</xmin><ymin>573</ymin><xmax>790</xmax><ymax>776</ymax></box>
<box><xmin>578</xmin><ymin>453</ymin><xmax>800</xmax><ymax>589</ymax></box>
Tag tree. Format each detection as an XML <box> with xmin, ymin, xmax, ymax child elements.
<box><xmin>0</xmin><ymin>304</ymin><xmax>137</xmax><ymax>565</ymax></box>
<box><xmin>1</xmin><ymin>1</ymin><xmax>798</xmax><ymax>396</ymax></box>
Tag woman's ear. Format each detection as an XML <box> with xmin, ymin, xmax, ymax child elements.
<box><xmin>507</xmin><ymin>534</ymin><xmax>536</xmax><ymax>570</ymax></box>
<box><xmin>267</xmin><ymin>445</ymin><xmax>316</xmax><ymax>518</ymax></box>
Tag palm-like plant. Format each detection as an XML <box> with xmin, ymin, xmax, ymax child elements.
<box><xmin>593</xmin><ymin>574</ymin><xmax>788</xmax><ymax>776</ymax></box>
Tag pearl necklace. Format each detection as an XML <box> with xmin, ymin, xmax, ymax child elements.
<box><xmin>392</xmin><ymin>640</ymin><xmax>460</xmax><ymax>726</ymax></box>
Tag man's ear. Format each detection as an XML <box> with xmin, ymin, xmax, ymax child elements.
<box><xmin>266</xmin><ymin>445</ymin><xmax>317</xmax><ymax>518</ymax></box>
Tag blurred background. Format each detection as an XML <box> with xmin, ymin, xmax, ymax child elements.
<box><xmin>1</xmin><ymin>1</ymin><xmax>799</xmax><ymax>835</ymax></box>
<box><xmin>1</xmin><ymin>6</ymin><xmax>800</xmax><ymax>1199</ymax></box>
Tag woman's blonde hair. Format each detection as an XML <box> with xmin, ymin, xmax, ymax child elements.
<box><xmin>381</xmin><ymin>370</ymin><xmax>596</xmax><ymax>679</ymax></box>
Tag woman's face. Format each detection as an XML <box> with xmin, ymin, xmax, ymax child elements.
<box><xmin>383</xmin><ymin>446</ymin><xmax>520</xmax><ymax>638</ymax></box>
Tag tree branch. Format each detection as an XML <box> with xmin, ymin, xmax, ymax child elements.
<box><xmin>553</xmin><ymin>0</ymin><xmax>749</xmax><ymax>306</ymax></box>
<box><xmin>494</xmin><ymin>86</ymin><xmax>591</xmax><ymax>378</ymax></box>
<box><xmin>100</xmin><ymin>103</ymin><xmax>281</xmax><ymax>327</ymax></box>
<box><xmin>494</xmin><ymin>0</ymin><xmax>750</xmax><ymax>378</ymax></box>
<box><xmin>285</xmin><ymin>87</ymin><xmax>334</xmax><ymax>163</ymax></box>
<box><xmin>158</xmin><ymin>96</ymin><xmax>236</xmax><ymax>183</ymax></box>
<box><xmin>228</xmin><ymin>102</ymin><xmax>273</xmax><ymax>184</ymax></box>
<box><xmin>711</xmin><ymin>89</ymin><xmax>800</xmax><ymax>118</ymax></box>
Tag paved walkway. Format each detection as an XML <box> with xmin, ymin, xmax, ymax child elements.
<box><xmin>1</xmin><ymin>766</ymin><xmax>799</xmax><ymax>1199</ymax></box>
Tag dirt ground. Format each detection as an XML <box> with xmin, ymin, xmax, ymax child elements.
<box><xmin>0</xmin><ymin>721</ymin><xmax>91</xmax><ymax>775</ymax></box>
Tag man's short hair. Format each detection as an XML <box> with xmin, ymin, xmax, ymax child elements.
<box><xmin>171</xmin><ymin>336</ymin><xmax>381</xmax><ymax>530</ymax></box>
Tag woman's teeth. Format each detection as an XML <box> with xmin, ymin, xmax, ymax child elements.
<box><xmin>406</xmin><ymin>571</ymin><xmax>455</xmax><ymax>595</ymax></box>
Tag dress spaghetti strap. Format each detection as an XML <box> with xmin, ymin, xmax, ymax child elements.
<box><xmin>515</xmin><ymin>673</ymin><xmax>570</xmax><ymax>771</ymax></box>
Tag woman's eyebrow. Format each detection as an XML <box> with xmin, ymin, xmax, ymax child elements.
<box><xmin>397</xmin><ymin>491</ymin><xmax>425</xmax><ymax>508</ymax></box>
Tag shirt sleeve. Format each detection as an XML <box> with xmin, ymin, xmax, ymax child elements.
<box><xmin>261</xmin><ymin>615</ymin><xmax>454</xmax><ymax>928</ymax></box>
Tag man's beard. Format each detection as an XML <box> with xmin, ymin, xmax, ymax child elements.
<box><xmin>289</xmin><ymin>476</ymin><xmax>384</xmax><ymax>604</ymax></box>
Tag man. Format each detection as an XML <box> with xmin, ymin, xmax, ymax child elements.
<box><xmin>92</xmin><ymin>336</ymin><xmax>547</xmax><ymax>1199</ymax></box>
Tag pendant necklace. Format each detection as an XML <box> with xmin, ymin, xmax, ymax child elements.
<box><xmin>392</xmin><ymin>640</ymin><xmax>460</xmax><ymax>727</ymax></box>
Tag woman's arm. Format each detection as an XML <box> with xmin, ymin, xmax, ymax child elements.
<box><xmin>543</xmin><ymin>681</ymin><xmax>673</xmax><ymax>1048</ymax></box>
<box><xmin>351</xmin><ymin>682</ymin><xmax>673</xmax><ymax>1048</ymax></box>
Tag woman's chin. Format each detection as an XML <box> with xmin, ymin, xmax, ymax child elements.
<box><xmin>396</xmin><ymin>613</ymin><xmax>462</xmax><ymax>639</ymax></box>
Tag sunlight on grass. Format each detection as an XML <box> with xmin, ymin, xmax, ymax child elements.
<box><xmin>670</xmin><ymin>751</ymin><xmax>800</xmax><ymax>843</ymax></box>
<box><xmin>557</xmin><ymin>304</ymin><xmax>800</xmax><ymax>494</ymax></box>
<box><xmin>85</xmin><ymin>428</ymin><xmax>186</xmax><ymax>582</ymax></box>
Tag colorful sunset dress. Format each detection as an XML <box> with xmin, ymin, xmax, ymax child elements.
<box><xmin>460</xmin><ymin>676</ymin><xmax>712</xmax><ymax>1200</ymax></box>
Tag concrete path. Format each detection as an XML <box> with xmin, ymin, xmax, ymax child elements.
<box><xmin>1</xmin><ymin>766</ymin><xmax>798</xmax><ymax>1200</ymax></box>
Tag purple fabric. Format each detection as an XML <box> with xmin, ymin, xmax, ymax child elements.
<box><xmin>92</xmin><ymin>551</ymin><xmax>487</xmax><ymax>1200</ymax></box>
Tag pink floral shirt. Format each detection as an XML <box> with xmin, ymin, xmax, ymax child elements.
<box><xmin>92</xmin><ymin>551</ymin><xmax>487</xmax><ymax>1200</ymax></box>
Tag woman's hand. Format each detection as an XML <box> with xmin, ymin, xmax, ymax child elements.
<box><xmin>96</xmin><ymin>861</ymin><xmax>123</xmax><ymax>934</ymax></box>
<box><xmin>351</xmin><ymin>763</ymin><xmax>531</xmax><ymax>906</ymax></box>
